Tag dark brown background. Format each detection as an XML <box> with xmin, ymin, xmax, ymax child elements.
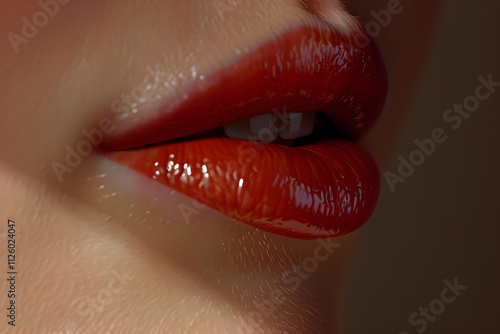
<box><xmin>342</xmin><ymin>0</ymin><xmax>500</xmax><ymax>332</ymax></box>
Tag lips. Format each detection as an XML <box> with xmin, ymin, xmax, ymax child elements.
<box><xmin>104</xmin><ymin>22</ymin><xmax>388</xmax><ymax>239</ymax></box>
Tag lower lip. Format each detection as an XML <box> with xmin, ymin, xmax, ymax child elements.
<box><xmin>106</xmin><ymin>24</ymin><xmax>387</xmax><ymax>239</ymax></box>
<box><xmin>108</xmin><ymin>138</ymin><xmax>380</xmax><ymax>239</ymax></box>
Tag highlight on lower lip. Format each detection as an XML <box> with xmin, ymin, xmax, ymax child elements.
<box><xmin>108</xmin><ymin>138</ymin><xmax>380</xmax><ymax>239</ymax></box>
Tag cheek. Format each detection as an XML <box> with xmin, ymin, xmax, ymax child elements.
<box><xmin>0</xmin><ymin>0</ymin><xmax>198</xmax><ymax>174</ymax></box>
<box><xmin>0</xmin><ymin>0</ymin><xmax>103</xmax><ymax>172</ymax></box>
<box><xmin>0</xmin><ymin>0</ymin><xmax>37</xmax><ymax>32</ymax></box>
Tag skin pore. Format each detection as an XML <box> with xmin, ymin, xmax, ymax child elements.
<box><xmin>0</xmin><ymin>0</ymin><xmax>439</xmax><ymax>333</ymax></box>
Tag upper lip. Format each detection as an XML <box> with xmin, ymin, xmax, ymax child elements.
<box><xmin>103</xmin><ymin>21</ymin><xmax>387</xmax><ymax>150</ymax></box>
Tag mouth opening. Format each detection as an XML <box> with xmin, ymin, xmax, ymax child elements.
<box><xmin>128</xmin><ymin>111</ymin><xmax>353</xmax><ymax>150</ymax></box>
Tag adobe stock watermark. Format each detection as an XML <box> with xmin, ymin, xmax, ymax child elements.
<box><xmin>354</xmin><ymin>0</ymin><xmax>407</xmax><ymax>48</ymax></box>
<box><xmin>385</xmin><ymin>73</ymin><xmax>499</xmax><ymax>192</ymax></box>
<box><xmin>7</xmin><ymin>0</ymin><xmax>72</xmax><ymax>54</ymax></box>
<box><xmin>399</xmin><ymin>277</ymin><xmax>467</xmax><ymax>334</ymax></box>
<box><xmin>54</xmin><ymin>267</ymin><xmax>135</xmax><ymax>334</ymax></box>
<box><xmin>51</xmin><ymin>63</ymin><xmax>173</xmax><ymax>183</ymax></box>
<box><xmin>230</xmin><ymin>238</ymin><xmax>341</xmax><ymax>333</ymax></box>
<box><xmin>51</xmin><ymin>118</ymin><xmax>116</xmax><ymax>182</ymax></box>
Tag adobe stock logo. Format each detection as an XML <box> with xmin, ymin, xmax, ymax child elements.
<box><xmin>7</xmin><ymin>0</ymin><xmax>72</xmax><ymax>54</ymax></box>
<box><xmin>399</xmin><ymin>277</ymin><xmax>467</xmax><ymax>334</ymax></box>
<box><xmin>51</xmin><ymin>118</ymin><xmax>115</xmax><ymax>182</ymax></box>
<box><xmin>385</xmin><ymin>74</ymin><xmax>499</xmax><ymax>192</ymax></box>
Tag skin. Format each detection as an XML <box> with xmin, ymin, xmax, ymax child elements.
<box><xmin>0</xmin><ymin>0</ymin><xmax>439</xmax><ymax>333</ymax></box>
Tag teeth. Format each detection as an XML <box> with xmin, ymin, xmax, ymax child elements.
<box><xmin>222</xmin><ymin>118</ymin><xmax>253</xmax><ymax>141</ymax></box>
<box><xmin>250</xmin><ymin>114</ymin><xmax>278</xmax><ymax>142</ymax></box>
<box><xmin>223</xmin><ymin>114</ymin><xmax>278</xmax><ymax>143</ymax></box>
<box><xmin>278</xmin><ymin>112</ymin><xmax>316</xmax><ymax>139</ymax></box>
<box><xmin>223</xmin><ymin>112</ymin><xmax>316</xmax><ymax>142</ymax></box>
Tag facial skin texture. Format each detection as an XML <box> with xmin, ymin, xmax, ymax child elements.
<box><xmin>0</xmin><ymin>0</ymin><xmax>439</xmax><ymax>333</ymax></box>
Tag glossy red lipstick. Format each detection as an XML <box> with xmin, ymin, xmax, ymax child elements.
<box><xmin>105</xmin><ymin>23</ymin><xmax>388</xmax><ymax>239</ymax></box>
